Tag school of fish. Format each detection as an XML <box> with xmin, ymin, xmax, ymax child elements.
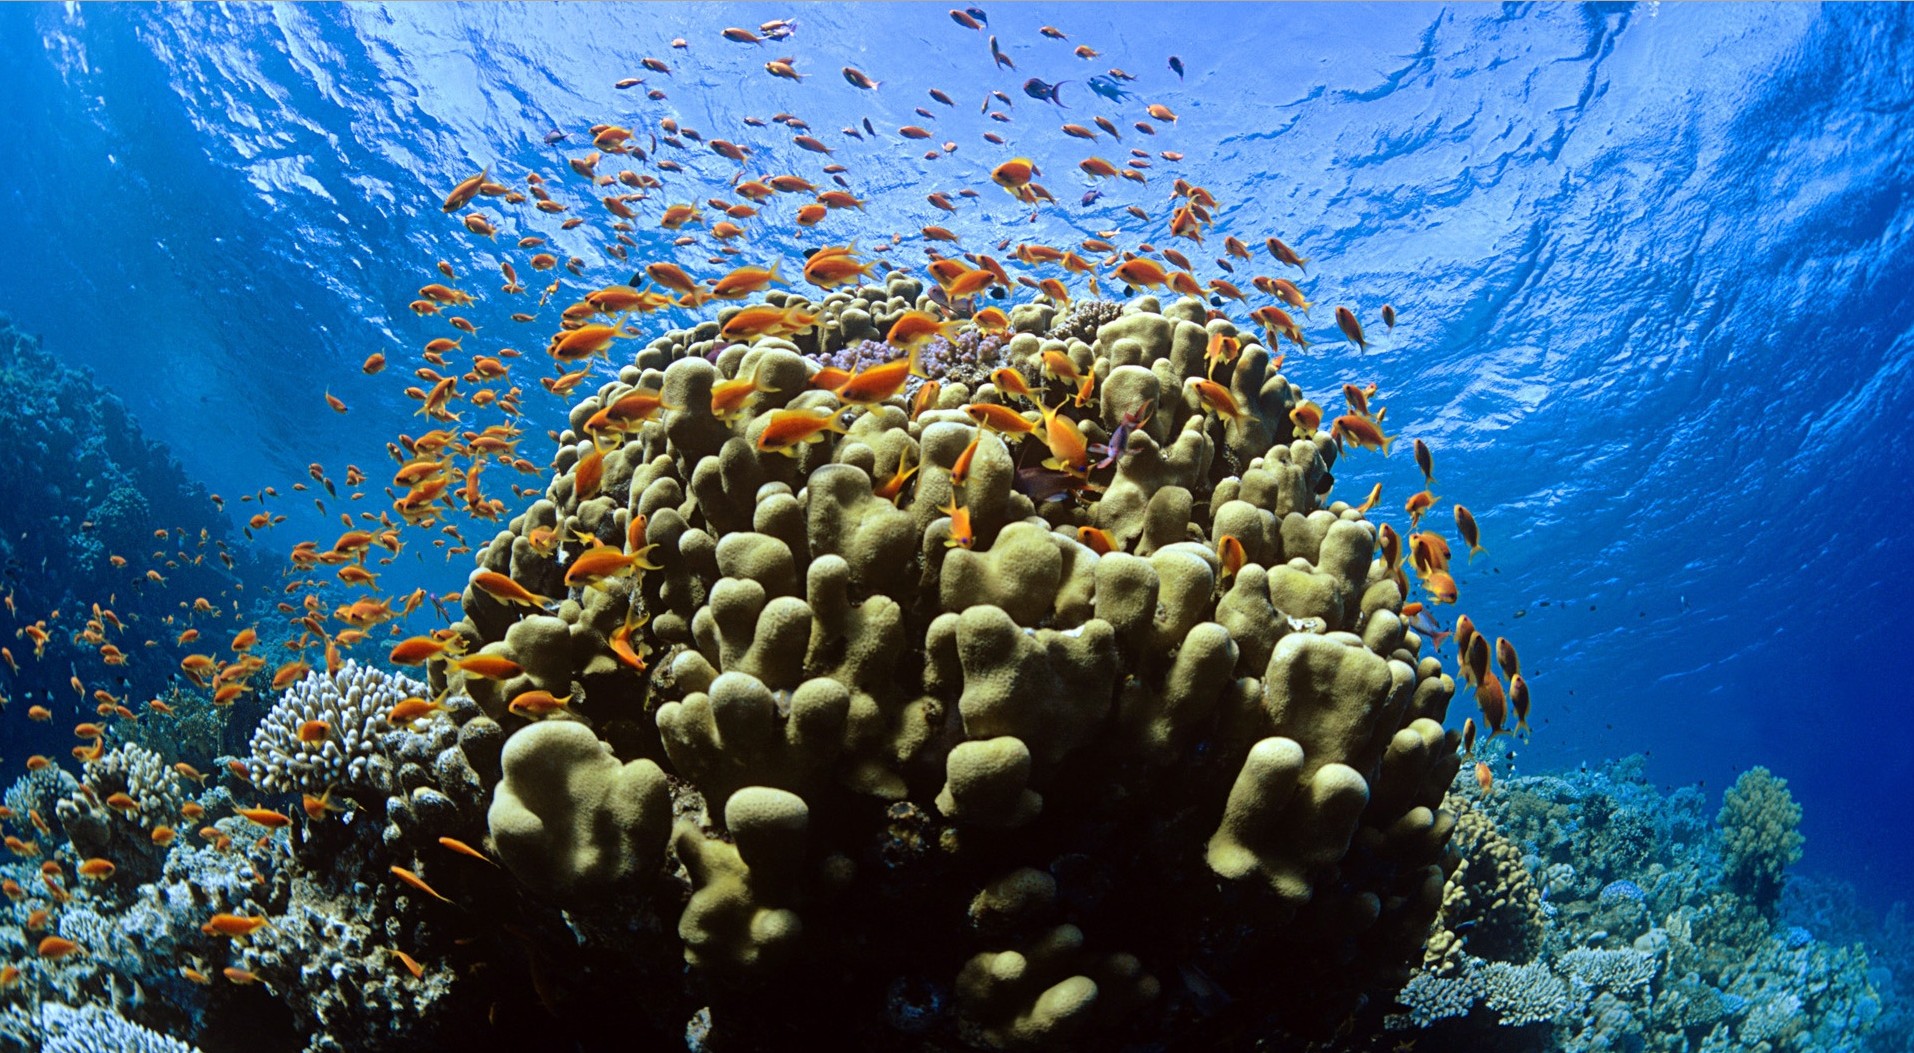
<box><xmin>0</xmin><ymin>9</ymin><xmax>1531</xmax><ymax>1015</ymax></box>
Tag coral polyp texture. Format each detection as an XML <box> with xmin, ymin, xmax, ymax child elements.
<box><xmin>248</xmin><ymin>662</ymin><xmax>424</xmax><ymax>799</ymax></box>
<box><xmin>434</xmin><ymin>277</ymin><xmax>1465</xmax><ymax>1047</ymax></box>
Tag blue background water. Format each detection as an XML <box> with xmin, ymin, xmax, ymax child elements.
<box><xmin>1</xmin><ymin>2</ymin><xmax>1910</xmax><ymax>906</ymax></box>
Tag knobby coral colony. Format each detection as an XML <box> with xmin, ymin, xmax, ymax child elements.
<box><xmin>0</xmin><ymin>24</ymin><xmax>1577</xmax><ymax>1053</ymax></box>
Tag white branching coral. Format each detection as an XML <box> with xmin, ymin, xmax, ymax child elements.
<box><xmin>248</xmin><ymin>661</ymin><xmax>425</xmax><ymax>797</ymax></box>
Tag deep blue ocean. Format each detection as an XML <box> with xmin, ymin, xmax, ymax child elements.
<box><xmin>0</xmin><ymin>4</ymin><xmax>1909</xmax><ymax>1051</ymax></box>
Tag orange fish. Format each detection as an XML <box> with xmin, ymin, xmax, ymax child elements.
<box><xmin>389</xmin><ymin>635</ymin><xmax>464</xmax><ymax>665</ymax></box>
<box><xmin>390</xmin><ymin>865</ymin><xmax>454</xmax><ymax>904</ymax></box>
<box><xmin>909</xmin><ymin>379</ymin><xmax>942</xmax><ymax>420</ymax></box>
<box><xmin>1187</xmin><ymin>378</ymin><xmax>1246</xmax><ymax>420</ymax></box>
<box><xmin>202</xmin><ymin>913</ymin><xmax>273</xmax><ymax>939</ymax></box>
<box><xmin>1509</xmin><ymin>673</ymin><xmax>1531</xmax><ymax>737</ymax></box>
<box><xmin>508</xmin><ymin>689</ymin><xmax>576</xmax><ymax>719</ymax></box>
<box><xmin>471</xmin><ymin>570</ymin><xmax>555</xmax><ymax>609</ymax></box>
<box><xmin>709</xmin><ymin>366</ymin><xmax>781</xmax><ymax>422</ymax></box>
<box><xmin>453</xmin><ymin>654</ymin><xmax>524</xmax><ymax>681</ymax></box>
<box><xmin>302</xmin><ymin>789</ymin><xmax>347</xmax><ymax>820</ymax></box>
<box><xmin>1038</xmin><ymin>401</ymin><xmax>1090</xmax><ymax>475</ymax></box>
<box><xmin>1495</xmin><ymin>637</ymin><xmax>1520</xmax><ymax>681</ymax></box>
<box><xmin>441</xmin><ymin>167</ymin><xmax>489</xmax><ymax>213</ymax></box>
<box><xmin>873</xmin><ymin>452</ymin><xmax>920</xmax><ymax>504</ymax></box>
<box><xmin>990</xmin><ymin>157</ymin><xmax>1037</xmax><ymax>191</ymax></box>
<box><xmin>1454</xmin><ymin>504</ymin><xmax>1484</xmax><ymax>560</ymax></box>
<box><xmin>1217</xmin><ymin>535</ymin><xmax>1247</xmax><ymax>578</ymax></box>
<box><xmin>802</xmin><ymin>250</ymin><xmax>877</xmax><ymax>288</ymax></box>
<box><xmin>235</xmin><ymin>806</ymin><xmax>292</xmax><ymax>829</ymax></box>
<box><xmin>884</xmin><ymin>311</ymin><xmax>963</xmax><ymax>352</ymax></box>
<box><xmin>387</xmin><ymin>696</ymin><xmax>449</xmax><ymax>726</ymax></box>
<box><xmin>756</xmin><ymin>408</ymin><xmax>849</xmax><ymax>456</ymax></box>
<box><xmin>1423</xmin><ymin>570</ymin><xmax>1458</xmax><ymax>605</ymax></box>
<box><xmin>1474</xmin><ymin>761</ymin><xmax>1494</xmax><ymax>795</ymax></box>
<box><xmin>964</xmin><ymin>403</ymin><xmax>1038</xmax><ymax>437</ymax></box>
<box><xmin>77</xmin><ymin>858</ymin><xmax>116</xmax><ymax>881</ymax></box>
<box><xmin>1335</xmin><ymin>306</ymin><xmax>1368</xmax><ymax>354</ymax></box>
<box><xmin>1112</xmin><ymin>258</ymin><xmax>1169</xmax><ymax>289</ymax></box>
<box><xmin>1330</xmin><ymin>413</ymin><xmax>1393</xmax><ymax>455</ymax></box>
<box><xmin>1403</xmin><ymin>489</ymin><xmax>1438</xmax><ymax>528</ymax></box>
<box><xmin>940</xmin><ymin>500</ymin><xmax>975</xmax><ymax>549</ymax></box>
<box><xmin>438</xmin><ymin>836</ymin><xmax>498</xmax><ymax>866</ymax></box>
<box><xmin>37</xmin><ymin>936</ymin><xmax>81</xmax><ymax>959</ymax></box>
<box><xmin>390</xmin><ymin>948</ymin><xmax>427</xmax><ymax>979</ymax></box>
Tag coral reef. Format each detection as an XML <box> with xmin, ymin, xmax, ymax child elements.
<box><xmin>428</xmin><ymin>277</ymin><xmax>1465</xmax><ymax>1048</ymax></box>
<box><xmin>0</xmin><ymin>316</ymin><xmax>271</xmax><ymax>711</ymax></box>
<box><xmin>1388</xmin><ymin>753</ymin><xmax>1882</xmax><ymax>1053</ymax></box>
<box><xmin>1718</xmin><ymin>766</ymin><xmax>1804</xmax><ymax>916</ymax></box>
<box><xmin>247</xmin><ymin>662</ymin><xmax>423</xmax><ymax>801</ymax></box>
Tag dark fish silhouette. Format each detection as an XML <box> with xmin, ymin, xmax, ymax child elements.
<box><xmin>1022</xmin><ymin>78</ymin><xmax>1068</xmax><ymax>106</ymax></box>
<box><xmin>1169</xmin><ymin>55</ymin><xmax>1185</xmax><ymax>79</ymax></box>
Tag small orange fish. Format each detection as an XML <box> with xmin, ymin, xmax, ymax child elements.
<box><xmin>202</xmin><ymin>913</ymin><xmax>273</xmax><ymax>939</ymax></box>
<box><xmin>1217</xmin><ymin>535</ymin><xmax>1247</xmax><ymax>578</ymax></box>
<box><xmin>1335</xmin><ymin>306</ymin><xmax>1368</xmax><ymax>354</ymax></box>
<box><xmin>390</xmin><ymin>948</ymin><xmax>427</xmax><ymax>980</ymax></box>
<box><xmin>1038</xmin><ymin>401</ymin><xmax>1090</xmax><ymax>475</ymax></box>
<box><xmin>756</xmin><ymin>408</ymin><xmax>850</xmax><ymax>456</ymax></box>
<box><xmin>37</xmin><ymin>936</ymin><xmax>81</xmax><ymax>959</ymax></box>
<box><xmin>471</xmin><ymin>570</ymin><xmax>555</xmax><ymax>609</ymax></box>
<box><xmin>940</xmin><ymin>499</ymin><xmax>975</xmax><ymax>550</ymax></box>
<box><xmin>454</xmin><ymin>654</ymin><xmax>524</xmax><ymax>681</ymax></box>
<box><xmin>438</xmin><ymin>836</ymin><xmax>499</xmax><ymax>867</ymax></box>
<box><xmin>387</xmin><ymin>696</ymin><xmax>449</xmax><ymax>726</ymax></box>
<box><xmin>75</xmin><ymin>858</ymin><xmax>117</xmax><ymax>881</ymax></box>
<box><xmin>710</xmin><ymin>365</ymin><xmax>780</xmax><ymax>421</ymax></box>
<box><xmin>1474</xmin><ymin>761</ymin><xmax>1494</xmax><ymax>795</ymax></box>
<box><xmin>1112</xmin><ymin>257</ymin><xmax>1170</xmax><ymax>289</ymax></box>
<box><xmin>222</xmin><ymin>966</ymin><xmax>273</xmax><ymax>990</ymax></box>
<box><xmin>1403</xmin><ymin>489</ymin><xmax>1439</xmax><ymax>528</ymax></box>
<box><xmin>1454</xmin><ymin>504</ymin><xmax>1484</xmax><ymax>560</ymax></box>
<box><xmin>302</xmin><ymin>789</ymin><xmax>347</xmax><ymax>820</ymax></box>
<box><xmin>873</xmin><ymin>452</ymin><xmax>920</xmax><ymax>504</ymax></box>
<box><xmin>1423</xmin><ymin>570</ymin><xmax>1458</xmax><ymax>605</ymax></box>
<box><xmin>391</xmin><ymin>865</ymin><xmax>454</xmax><ymax>904</ymax></box>
<box><xmin>235</xmin><ymin>805</ymin><xmax>292</xmax><ymax>829</ymax></box>
<box><xmin>964</xmin><ymin>403</ymin><xmax>1039</xmax><ymax>437</ymax></box>
<box><xmin>298</xmin><ymin>719</ymin><xmax>332</xmax><ymax>744</ymax></box>
<box><xmin>1330</xmin><ymin>413</ymin><xmax>1393</xmax><ymax>455</ymax></box>
<box><xmin>1509</xmin><ymin>673</ymin><xmax>1531</xmax><ymax>737</ymax></box>
<box><xmin>1187</xmin><ymin>378</ymin><xmax>1246</xmax><ymax>420</ymax></box>
<box><xmin>507</xmin><ymin>689</ymin><xmax>576</xmax><ymax>719</ymax></box>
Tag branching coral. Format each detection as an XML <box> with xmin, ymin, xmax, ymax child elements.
<box><xmin>248</xmin><ymin>662</ymin><xmax>425</xmax><ymax>800</ymax></box>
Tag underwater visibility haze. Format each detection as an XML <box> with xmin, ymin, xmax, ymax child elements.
<box><xmin>0</xmin><ymin>3</ymin><xmax>1910</xmax><ymax>1051</ymax></box>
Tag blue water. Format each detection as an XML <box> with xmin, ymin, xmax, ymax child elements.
<box><xmin>1</xmin><ymin>0</ymin><xmax>1911</xmax><ymax>1041</ymax></box>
